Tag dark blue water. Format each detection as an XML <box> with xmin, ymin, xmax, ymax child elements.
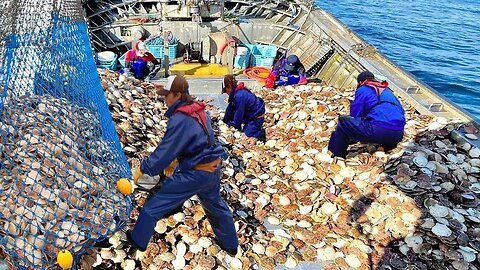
<box><xmin>317</xmin><ymin>0</ymin><xmax>480</xmax><ymax>118</ymax></box>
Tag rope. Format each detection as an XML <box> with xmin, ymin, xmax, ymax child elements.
<box><xmin>243</xmin><ymin>67</ymin><xmax>272</xmax><ymax>82</ymax></box>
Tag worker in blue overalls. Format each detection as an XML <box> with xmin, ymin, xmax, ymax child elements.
<box><xmin>222</xmin><ymin>75</ymin><xmax>266</xmax><ymax>141</ymax></box>
<box><xmin>129</xmin><ymin>75</ymin><xmax>239</xmax><ymax>255</ymax></box>
<box><xmin>124</xmin><ymin>40</ymin><xmax>161</xmax><ymax>81</ymax></box>
<box><xmin>328</xmin><ymin>71</ymin><xmax>406</xmax><ymax>158</ymax></box>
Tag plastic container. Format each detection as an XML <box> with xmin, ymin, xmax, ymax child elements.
<box><xmin>118</xmin><ymin>52</ymin><xmax>127</xmax><ymax>68</ymax></box>
<box><xmin>252</xmin><ymin>56</ymin><xmax>274</xmax><ymax>67</ymax></box>
<box><xmin>146</xmin><ymin>43</ymin><xmax>178</xmax><ymax>60</ymax></box>
<box><xmin>244</xmin><ymin>44</ymin><xmax>277</xmax><ymax>67</ymax></box>
<box><xmin>236</xmin><ymin>46</ymin><xmax>249</xmax><ymax>56</ymax></box>
<box><xmin>95</xmin><ymin>51</ymin><xmax>117</xmax><ymax>70</ymax></box>
<box><xmin>234</xmin><ymin>54</ymin><xmax>251</xmax><ymax>68</ymax></box>
<box><xmin>256</xmin><ymin>45</ymin><xmax>277</xmax><ymax>58</ymax></box>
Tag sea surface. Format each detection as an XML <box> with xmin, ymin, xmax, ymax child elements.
<box><xmin>316</xmin><ymin>0</ymin><xmax>480</xmax><ymax>119</ymax></box>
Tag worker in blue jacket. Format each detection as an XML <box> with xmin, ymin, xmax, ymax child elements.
<box><xmin>222</xmin><ymin>75</ymin><xmax>266</xmax><ymax>141</ymax></box>
<box><xmin>328</xmin><ymin>71</ymin><xmax>406</xmax><ymax>158</ymax></box>
<box><xmin>129</xmin><ymin>75</ymin><xmax>239</xmax><ymax>255</ymax></box>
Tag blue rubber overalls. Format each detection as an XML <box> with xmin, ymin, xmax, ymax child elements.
<box><xmin>223</xmin><ymin>83</ymin><xmax>266</xmax><ymax>140</ymax></box>
<box><xmin>131</xmin><ymin>100</ymin><xmax>238</xmax><ymax>252</ymax></box>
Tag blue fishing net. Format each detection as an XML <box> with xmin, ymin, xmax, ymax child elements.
<box><xmin>0</xmin><ymin>1</ymin><xmax>132</xmax><ymax>269</ymax></box>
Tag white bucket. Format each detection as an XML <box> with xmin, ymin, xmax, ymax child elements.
<box><xmin>97</xmin><ymin>51</ymin><xmax>116</xmax><ymax>62</ymax></box>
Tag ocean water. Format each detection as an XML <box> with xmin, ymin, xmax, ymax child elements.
<box><xmin>316</xmin><ymin>0</ymin><xmax>480</xmax><ymax>118</ymax></box>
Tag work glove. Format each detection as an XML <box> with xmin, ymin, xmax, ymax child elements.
<box><xmin>132</xmin><ymin>167</ymin><xmax>143</xmax><ymax>184</ymax></box>
<box><xmin>163</xmin><ymin>159</ymin><xmax>178</xmax><ymax>177</ymax></box>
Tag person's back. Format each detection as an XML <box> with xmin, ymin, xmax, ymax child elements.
<box><xmin>222</xmin><ymin>75</ymin><xmax>266</xmax><ymax>140</ymax></box>
<box><xmin>328</xmin><ymin>71</ymin><xmax>405</xmax><ymax>158</ymax></box>
<box><xmin>230</xmin><ymin>85</ymin><xmax>265</xmax><ymax>125</ymax></box>
<box><xmin>166</xmin><ymin>102</ymin><xmax>224</xmax><ymax>170</ymax></box>
<box><xmin>351</xmin><ymin>82</ymin><xmax>405</xmax><ymax>131</ymax></box>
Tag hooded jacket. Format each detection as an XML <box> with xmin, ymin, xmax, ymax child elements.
<box><xmin>350</xmin><ymin>80</ymin><xmax>406</xmax><ymax>131</ymax></box>
<box><xmin>141</xmin><ymin>100</ymin><xmax>224</xmax><ymax>175</ymax></box>
<box><xmin>223</xmin><ymin>83</ymin><xmax>266</xmax><ymax>130</ymax></box>
<box><xmin>264</xmin><ymin>58</ymin><xmax>307</xmax><ymax>88</ymax></box>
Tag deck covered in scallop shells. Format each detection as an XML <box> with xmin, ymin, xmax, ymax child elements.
<box><xmin>87</xmin><ymin>70</ymin><xmax>480</xmax><ymax>270</ymax></box>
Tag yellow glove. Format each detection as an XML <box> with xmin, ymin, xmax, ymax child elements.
<box><xmin>163</xmin><ymin>159</ymin><xmax>178</xmax><ymax>177</ymax></box>
<box><xmin>132</xmin><ymin>167</ymin><xmax>143</xmax><ymax>184</ymax></box>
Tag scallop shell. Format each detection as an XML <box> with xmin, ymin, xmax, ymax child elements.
<box><xmin>252</xmin><ymin>243</ymin><xmax>266</xmax><ymax>254</ymax></box>
<box><xmin>345</xmin><ymin>254</ymin><xmax>361</xmax><ymax>268</ymax></box>
<box><xmin>432</xmin><ymin>223</ymin><xmax>452</xmax><ymax>237</ymax></box>
<box><xmin>429</xmin><ymin>205</ymin><xmax>450</xmax><ymax>218</ymax></box>
<box><xmin>404</xmin><ymin>235</ymin><xmax>423</xmax><ymax>248</ymax></box>
<box><xmin>465</xmin><ymin>134</ymin><xmax>478</xmax><ymax>140</ymax></box>
<box><xmin>413</xmin><ymin>156</ymin><xmax>428</xmax><ymax>167</ymax></box>
<box><xmin>458</xmin><ymin>249</ymin><xmax>476</xmax><ymax>262</ymax></box>
<box><xmin>469</xmin><ymin>148</ymin><xmax>480</xmax><ymax>158</ymax></box>
<box><xmin>284</xmin><ymin>256</ymin><xmax>298</xmax><ymax>268</ymax></box>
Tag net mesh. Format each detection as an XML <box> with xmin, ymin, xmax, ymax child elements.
<box><xmin>0</xmin><ymin>0</ymin><xmax>132</xmax><ymax>269</ymax></box>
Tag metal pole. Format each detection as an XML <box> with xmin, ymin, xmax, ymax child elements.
<box><xmin>220</xmin><ymin>0</ymin><xmax>225</xmax><ymax>20</ymax></box>
<box><xmin>164</xmin><ymin>30</ymin><xmax>169</xmax><ymax>77</ymax></box>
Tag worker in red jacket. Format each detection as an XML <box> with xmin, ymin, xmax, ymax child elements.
<box><xmin>124</xmin><ymin>40</ymin><xmax>161</xmax><ymax>81</ymax></box>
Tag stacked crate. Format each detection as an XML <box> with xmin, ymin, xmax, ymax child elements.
<box><xmin>247</xmin><ymin>44</ymin><xmax>277</xmax><ymax>68</ymax></box>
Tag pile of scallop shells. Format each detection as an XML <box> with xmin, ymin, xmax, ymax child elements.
<box><xmin>91</xmin><ymin>70</ymin><xmax>480</xmax><ymax>270</ymax></box>
<box><xmin>100</xmin><ymin>71</ymin><xmax>167</xmax><ymax>169</ymax></box>
<box><xmin>0</xmin><ymin>94</ymin><xmax>130</xmax><ymax>269</ymax></box>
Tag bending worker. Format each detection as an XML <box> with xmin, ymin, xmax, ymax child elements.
<box><xmin>222</xmin><ymin>75</ymin><xmax>266</xmax><ymax>141</ymax></box>
<box><xmin>328</xmin><ymin>71</ymin><xmax>406</xmax><ymax>158</ymax></box>
<box><xmin>265</xmin><ymin>55</ymin><xmax>307</xmax><ymax>89</ymax></box>
<box><xmin>130</xmin><ymin>75</ymin><xmax>239</xmax><ymax>255</ymax></box>
<box><xmin>124</xmin><ymin>40</ymin><xmax>161</xmax><ymax>81</ymax></box>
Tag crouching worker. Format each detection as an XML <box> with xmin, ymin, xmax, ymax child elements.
<box><xmin>328</xmin><ymin>71</ymin><xmax>406</xmax><ymax>158</ymax></box>
<box><xmin>265</xmin><ymin>55</ymin><xmax>307</xmax><ymax>89</ymax></box>
<box><xmin>222</xmin><ymin>75</ymin><xmax>266</xmax><ymax>141</ymax></box>
<box><xmin>124</xmin><ymin>40</ymin><xmax>161</xmax><ymax>81</ymax></box>
<box><xmin>129</xmin><ymin>75</ymin><xmax>239</xmax><ymax>255</ymax></box>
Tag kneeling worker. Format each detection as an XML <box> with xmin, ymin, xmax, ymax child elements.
<box><xmin>130</xmin><ymin>75</ymin><xmax>239</xmax><ymax>255</ymax></box>
<box><xmin>222</xmin><ymin>75</ymin><xmax>266</xmax><ymax>141</ymax></box>
<box><xmin>328</xmin><ymin>71</ymin><xmax>406</xmax><ymax>158</ymax></box>
<box><xmin>265</xmin><ymin>55</ymin><xmax>307</xmax><ymax>89</ymax></box>
<box><xmin>124</xmin><ymin>40</ymin><xmax>161</xmax><ymax>81</ymax></box>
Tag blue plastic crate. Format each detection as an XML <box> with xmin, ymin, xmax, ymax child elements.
<box><xmin>252</xmin><ymin>56</ymin><xmax>274</xmax><ymax>67</ymax></box>
<box><xmin>256</xmin><ymin>45</ymin><xmax>277</xmax><ymax>58</ymax></box>
<box><xmin>245</xmin><ymin>44</ymin><xmax>277</xmax><ymax>67</ymax></box>
<box><xmin>234</xmin><ymin>54</ymin><xmax>251</xmax><ymax>68</ymax></box>
<box><xmin>260</xmin><ymin>57</ymin><xmax>274</xmax><ymax>67</ymax></box>
<box><xmin>146</xmin><ymin>43</ymin><xmax>178</xmax><ymax>60</ymax></box>
<box><xmin>118</xmin><ymin>52</ymin><xmax>127</xmax><ymax>68</ymax></box>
